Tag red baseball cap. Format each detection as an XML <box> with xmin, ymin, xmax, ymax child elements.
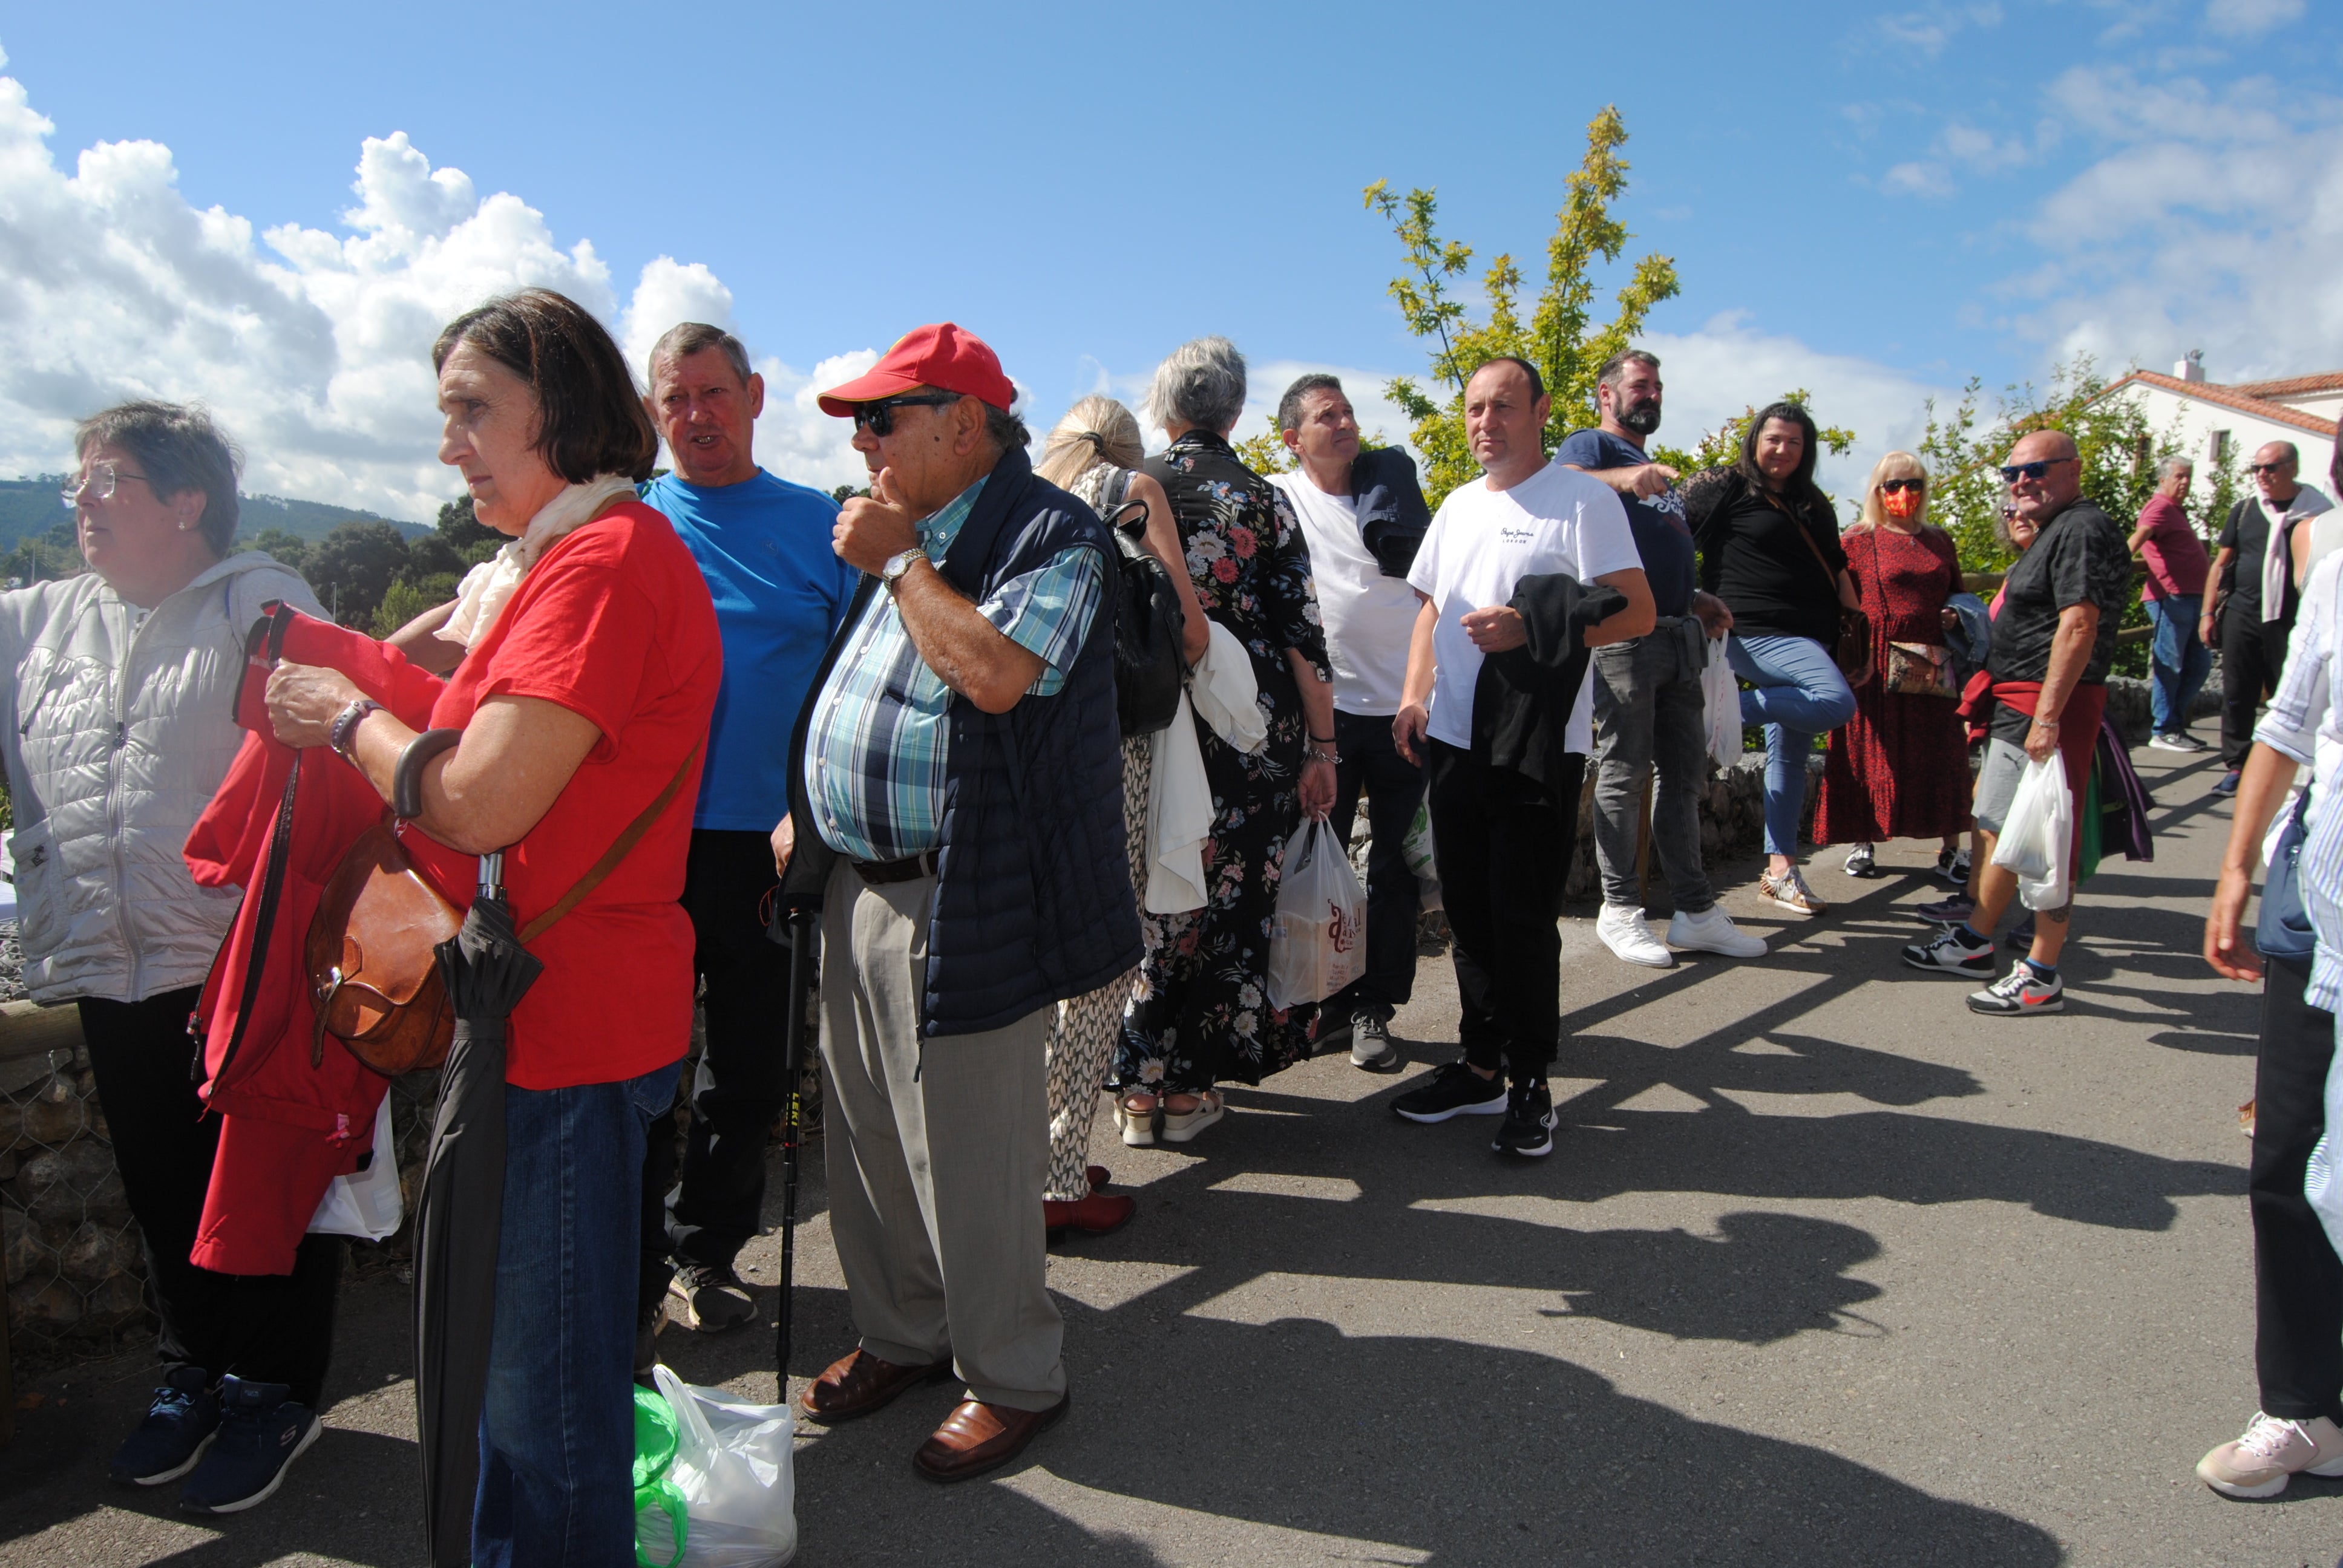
<box><xmin>816</xmin><ymin>322</ymin><xmax>1017</xmax><ymax>417</ymax></box>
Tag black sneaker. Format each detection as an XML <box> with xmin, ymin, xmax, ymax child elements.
<box><xmin>1392</xmin><ymin>1060</ymin><xmax>1507</xmax><ymax>1123</ymax></box>
<box><xmin>1349</xmin><ymin>1013</ymin><xmax>1402</xmax><ymax>1073</ymax></box>
<box><xmin>2005</xmin><ymin>913</ymin><xmax>2036</xmax><ymax>951</ymax></box>
<box><xmin>110</xmin><ymin>1365</ymin><xmax>219</xmax><ymax>1486</ymax></box>
<box><xmin>1902</xmin><ymin>925</ymin><xmax>1994</xmax><ymax>977</ymax></box>
<box><xmin>668</xmin><ymin>1261</ymin><xmax>756</xmax><ymax>1333</ymax></box>
<box><xmin>178</xmin><ymin>1376</ymin><xmax>318</xmax><ymax>1514</ymax></box>
<box><xmin>1492</xmin><ymin>1080</ymin><xmax>1558</xmax><ymax>1157</ymax></box>
<box><xmin>1933</xmin><ymin>846</ymin><xmax>1971</xmax><ymax>888</ymax></box>
<box><xmin>635</xmin><ymin>1299</ymin><xmax>666</xmax><ymax>1385</ymax></box>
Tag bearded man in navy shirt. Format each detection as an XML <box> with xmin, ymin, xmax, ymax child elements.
<box><xmin>635</xmin><ymin>323</ymin><xmax>860</xmax><ymax>1356</ymax></box>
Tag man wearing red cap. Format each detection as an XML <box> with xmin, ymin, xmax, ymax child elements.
<box><xmin>772</xmin><ymin>323</ymin><xmax>1138</xmax><ymax>1481</ymax></box>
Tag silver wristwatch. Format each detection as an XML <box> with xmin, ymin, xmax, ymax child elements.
<box><xmin>880</xmin><ymin>547</ymin><xmax>926</xmax><ymax>590</ymax></box>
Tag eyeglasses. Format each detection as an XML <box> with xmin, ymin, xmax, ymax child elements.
<box><xmin>2249</xmin><ymin>461</ymin><xmax>2292</xmax><ymax>476</ymax></box>
<box><xmin>1879</xmin><ymin>478</ymin><xmax>1925</xmax><ymax>494</ymax></box>
<box><xmin>61</xmin><ymin>460</ymin><xmax>152</xmax><ymax>509</ymax></box>
<box><xmin>1997</xmin><ymin>457</ymin><xmax>2077</xmax><ymax>484</ymax></box>
<box><xmin>850</xmin><ymin>393</ymin><xmax>960</xmax><ymax>437</ymax></box>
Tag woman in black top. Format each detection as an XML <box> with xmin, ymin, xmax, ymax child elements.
<box><xmin>1686</xmin><ymin>402</ymin><xmax>1862</xmax><ymax>916</ymax></box>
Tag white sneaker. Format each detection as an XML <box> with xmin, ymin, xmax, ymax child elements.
<box><xmin>1668</xmin><ymin>904</ymin><xmax>1767</xmax><ymax>958</ymax></box>
<box><xmin>2196</xmin><ymin>1412</ymin><xmax>2343</xmax><ymax>1498</ymax></box>
<box><xmin>1596</xmin><ymin>903</ymin><xmax>1674</xmax><ymax>968</ymax></box>
<box><xmin>2150</xmin><ymin>731</ymin><xmax>2209</xmax><ymax>753</ymax></box>
<box><xmin>1841</xmin><ymin>843</ymin><xmax>1875</xmax><ymax>877</ymax></box>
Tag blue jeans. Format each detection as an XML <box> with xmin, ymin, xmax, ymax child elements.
<box><xmin>474</xmin><ymin>1059</ymin><xmax>683</xmax><ymax>1568</ymax></box>
<box><xmin>2146</xmin><ymin>593</ymin><xmax>2213</xmax><ymax>734</ymax></box>
<box><xmin>1728</xmin><ymin>633</ymin><xmax>1856</xmax><ymax>857</ymax></box>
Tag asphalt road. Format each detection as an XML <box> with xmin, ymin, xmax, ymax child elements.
<box><xmin>1</xmin><ymin>743</ymin><xmax>2331</xmax><ymax>1567</ymax></box>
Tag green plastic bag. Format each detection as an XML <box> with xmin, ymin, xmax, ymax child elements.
<box><xmin>634</xmin><ymin>1383</ymin><xmax>688</xmax><ymax>1568</ymax></box>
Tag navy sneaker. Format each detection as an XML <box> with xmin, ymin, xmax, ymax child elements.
<box><xmin>2214</xmin><ymin>769</ymin><xmax>2242</xmax><ymax>798</ymax></box>
<box><xmin>2005</xmin><ymin>913</ymin><xmax>2037</xmax><ymax>951</ymax></box>
<box><xmin>1492</xmin><ymin>1080</ymin><xmax>1558</xmax><ymax>1158</ymax></box>
<box><xmin>179</xmin><ymin>1375</ymin><xmax>320</xmax><ymax>1514</ymax></box>
<box><xmin>110</xmin><ymin>1365</ymin><xmax>219</xmax><ymax>1486</ymax></box>
<box><xmin>1392</xmin><ymin>1060</ymin><xmax>1508</xmax><ymax>1123</ymax></box>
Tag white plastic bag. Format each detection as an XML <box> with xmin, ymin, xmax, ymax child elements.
<box><xmin>1990</xmin><ymin>751</ymin><xmax>2072</xmax><ymax>912</ymax></box>
<box><xmin>1266</xmin><ymin>818</ymin><xmax>1366</xmax><ymax>1010</ymax></box>
<box><xmin>639</xmin><ymin>1365</ymin><xmax>797</xmax><ymax>1568</ymax></box>
<box><xmin>307</xmin><ymin>1094</ymin><xmax>401</xmax><ymax>1241</ymax></box>
<box><xmin>1702</xmin><ymin>635</ymin><xmax>1740</xmax><ymax>769</ymax></box>
<box><xmin>1400</xmin><ymin>799</ymin><xmax>1441</xmax><ymax>913</ymax></box>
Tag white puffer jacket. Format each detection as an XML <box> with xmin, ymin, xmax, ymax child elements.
<box><xmin>0</xmin><ymin>554</ymin><xmax>323</xmax><ymax>1004</ymax></box>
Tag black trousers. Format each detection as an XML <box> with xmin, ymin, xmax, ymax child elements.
<box><xmin>2220</xmin><ymin>607</ymin><xmax>2293</xmax><ymax>768</ymax></box>
<box><xmin>1325</xmin><ymin>708</ymin><xmax>1424</xmax><ymax>1022</ymax></box>
<box><xmin>641</xmin><ymin>829</ymin><xmax>795</xmax><ymax>1311</ymax></box>
<box><xmin>77</xmin><ymin>987</ymin><xmax>343</xmax><ymax>1409</ymax></box>
<box><xmin>1425</xmin><ymin>740</ymin><xmax>1582</xmax><ymax>1083</ymax></box>
<box><xmin>2252</xmin><ymin>953</ymin><xmax>2343</xmax><ymax>1423</ymax></box>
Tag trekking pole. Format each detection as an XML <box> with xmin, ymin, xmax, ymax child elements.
<box><xmin>774</xmin><ymin>908</ymin><xmax>818</xmax><ymax>1397</ymax></box>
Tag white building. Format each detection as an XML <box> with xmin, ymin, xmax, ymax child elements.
<box><xmin>2094</xmin><ymin>352</ymin><xmax>2339</xmax><ymax>486</ymax></box>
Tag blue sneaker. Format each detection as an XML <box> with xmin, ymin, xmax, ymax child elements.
<box><xmin>109</xmin><ymin>1365</ymin><xmax>220</xmax><ymax>1486</ymax></box>
<box><xmin>179</xmin><ymin>1375</ymin><xmax>320</xmax><ymax>1514</ymax></box>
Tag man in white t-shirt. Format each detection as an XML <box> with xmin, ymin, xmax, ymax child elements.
<box><xmin>1269</xmin><ymin>373</ymin><xmax>1430</xmax><ymax>1074</ymax></box>
<box><xmin>1391</xmin><ymin>356</ymin><xmax>1654</xmax><ymax>1157</ymax></box>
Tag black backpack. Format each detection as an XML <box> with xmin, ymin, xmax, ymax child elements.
<box><xmin>1097</xmin><ymin>468</ymin><xmax>1187</xmax><ymax>739</ymax></box>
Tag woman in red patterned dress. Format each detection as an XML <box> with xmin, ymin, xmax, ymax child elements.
<box><xmin>1816</xmin><ymin>452</ymin><xmax>1971</xmax><ymax>878</ymax></box>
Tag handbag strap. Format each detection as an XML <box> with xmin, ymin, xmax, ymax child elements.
<box><xmin>1788</xmin><ymin>501</ymin><xmax>1846</xmax><ymax>603</ymax></box>
<box><xmin>518</xmin><ymin>740</ymin><xmax>701</xmax><ymax>943</ymax></box>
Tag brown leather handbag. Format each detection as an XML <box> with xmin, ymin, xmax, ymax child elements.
<box><xmin>307</xmin><ymin>737</ymin><xmax>701</xmax><ymax>1077</ymax></box>
<box><xmin>1791</xmin><ymin>508</ymin><xmax>1872</xmax><ymax>681</ymax></box>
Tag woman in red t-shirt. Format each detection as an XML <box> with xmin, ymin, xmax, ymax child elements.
<box><xmin>264</xmin><ymin>289</ymin><xmax>719</xmax><ymax>1566</ymax></box>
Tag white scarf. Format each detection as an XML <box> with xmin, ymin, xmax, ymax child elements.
<box><xmin>2260</xmin><ymin>486</ymin><xmax>2334</xmax><ymax>625</ymax></box>
<box><xmin>436</xmin><ymin>474</ymin><xmax>637</xmax><ymax>652</ymax></box>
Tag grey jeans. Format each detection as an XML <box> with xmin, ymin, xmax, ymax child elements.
<box><xmin>1590</xmin><ymin>619</ymin><xmax>1715</xmax><ymax>914</ymax></box>
<box><xmin>818</xmin><ymin>861</ymin><xmax>1065</xmax><ymax>1411</ymax></box>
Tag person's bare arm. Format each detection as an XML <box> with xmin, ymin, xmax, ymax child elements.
<box><xmin>264</xmin><ymin>663</ymin><xmax>601</xmax><ymax>854</ymax></box>
<box><xmin>1561</xmin><ymin>462</ymin><xmax>1678</xmax><ymax>500</ymax></box>
<box><xmin>2295</xmin><ymin>520</ymin><xmax>2317</xmax><ymax>592</ymax></box>
<box><xmin>1127</xmin><ymin>471</ymin><xmax>1208</xmax><ymax>665</ymax></box>
<box><xmin>1584</xmin><ymin>567</ymin><xmax>1657</xmax><ymax>647</ymax></box>
<box><xmin>1393</xmin><ymin>593</ymin><xmax>1438</xmax><ymax>766</ymax></box>
<box><xmin>2205</xmin><ymin>743</ymin><xmax>2301</xmax><ymax>984</ymax></box>
<box><xmin>385</xmin><ymin>599</ymin><xmax>465</xmax><ymax>676</ymax></box>
<box><xmin>2125</xmin><ymin>521</ymin><xmax>2155</xmax><ymax>555</ymax></box>
<box><xmin>1286</xmin><ymin>649</ymin><xmax>1337</xmax><ymax>817</ymax></box>
<box><xmin>2024</xmin><ymin>602</ymin><xmax>2101</xmax><ymax>762</ymax></box>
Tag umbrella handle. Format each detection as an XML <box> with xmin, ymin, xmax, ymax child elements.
<box><xmin>479</xmin><ymin>849</ymin><xmax>505</xmax><ymax>901</ymax></box>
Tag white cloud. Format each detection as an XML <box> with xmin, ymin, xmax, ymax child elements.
<box><xmin>1877</xmin><ymin>2</ymin><xmax>2004</xmax><ymax>55</ymax></box>
<box><xmin>1882</xmin><ymin>161</ymin><xmax>1956</xmax><ymax>198</ymax></box>
<box><xmin>2203</xmin><ymin>0</ymin><xmax>2305</xmax><ymax>37</ymax></box>
<box><xmin>0</xmin><ymin>59</ymin><xmax>868</xmax><ymax>520</ymax></box>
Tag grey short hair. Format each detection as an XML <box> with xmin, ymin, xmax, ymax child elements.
<box><xmin>1277</xmin><ymin>373</ymin><xmax>1344</xmax><ymax>433</ymax></box>
<box><xmin>1147</xmin><ymin>336</ymin><xmax>1247</xmax><ymax>435</ymax></box>
<box><xmin>647</xmin><ymin>321</ymin><xmax>752</xmax><ymax>388</ymax></box>
<box><xmin>984</xmin><ymin>400</ymin><xmax>1029</xmax><ymax>457</ymax></box>
<box><xmin>2156</xmin><ymin>454</ymin><xmax>2194</xmax><ymax>482</ymax></box>
<box><xmin>1595</xmin><ymin>348</ymin><xmax>1660</xmax><ymax>391</ymax></box>
<box><xmin>74</xmin><ymin>400</ymin><xmax>241</xmax><ymax>555</ymax></box>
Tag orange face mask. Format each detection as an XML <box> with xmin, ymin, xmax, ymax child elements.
<box><xmin>1881</xmin><ymin>484</ymin><xmax>1924</xmax><ymax>521</ymax></box>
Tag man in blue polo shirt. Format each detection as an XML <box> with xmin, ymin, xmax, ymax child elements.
<box><xmin>637</xmin><ymin>322</ymin><xmax>859</xmax><ymax>1351</ymax></box>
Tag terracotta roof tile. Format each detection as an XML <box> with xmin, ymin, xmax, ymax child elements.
<box><xmin>2097</xmin><ymin>370</ymin><xmax>2339</xmax><ymax>439</ymax></box>
<box><xmin>2229</xmin><ymin>372</ymin><xmax>2343</xmax><ymax>399</ymax></box>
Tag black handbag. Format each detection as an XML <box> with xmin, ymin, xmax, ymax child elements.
<box><xmin>2258</xmin><ymin>786</ymin><xmax>2316</xmax><ymax>963</ymax></box>
<box><xmin>1100</xmin><ymin>469</ymin><xmax>1187</xmax><ymax>739</ymax></box>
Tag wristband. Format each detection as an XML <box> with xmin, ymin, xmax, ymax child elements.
<box><xmin>329</xmin><ymin>698</ymin><xmax>382</xmax><ymax>762</ymax></box>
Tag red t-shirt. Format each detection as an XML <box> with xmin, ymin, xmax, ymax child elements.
<box><xmin>405</xmin><ymin>500</ymin><xmax>721</xmax><ymax>1091</ymax></box>
<box><xmin>2136</xmin><ymin>494</ymin><xmax>2210</xmax><ymax>602</ymax></box>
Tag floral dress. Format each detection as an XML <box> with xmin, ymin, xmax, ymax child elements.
<box><xmin>1815</xmin><ymin>524</ymin><xmax>1970</xmax><ymax>843</ymax></box>
<box><xmin>1110</xmin><ymin>431</ymin><xmax>1329</xmax><ymax>1097</ymax></box>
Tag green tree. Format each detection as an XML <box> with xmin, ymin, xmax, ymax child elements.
<box><xmin>372</xmin><ymin>573</ymin><xmax>460</xmax><ymax>636</ymax></box>
<box><xmin>304</xmin><ymin>521</ymin><xmax>413</xmax><ymax>627</ymax></box>
<box><xmin>1366</xmin><ymin>106</ymin><xmax>1681</xmax><ymax>506</ymax></box>
<box><xmin>243</xmin><ymin>528</ymin><xmax>311</xmax><ymax>575</ymax></box>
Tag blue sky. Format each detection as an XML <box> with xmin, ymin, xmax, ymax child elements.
<box><xmin>0</xmin><ymin>0</ymin><xmax>2335</xmax><ymax>515</ymax></box>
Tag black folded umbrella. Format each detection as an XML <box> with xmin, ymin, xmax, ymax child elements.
<box><xmin>770</xmin><ymin>906</ymin><xmax>819</xmax><ymax>1394</ymax></box>
<box><xmin>414</xmin><ymin>851</ymin><xmax>542</xmax><ymax>1568</ymax></box>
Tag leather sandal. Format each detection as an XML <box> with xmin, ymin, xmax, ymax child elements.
<box><xmin>1159</xmin><ymin>1088</ymin><xmax>1225</xmax><ymax>1145</ymax></box>
<box><xmin>1113</xmin><ymin>1093</ymin><xmax>1158</xmax><ymax>1148</ymax></box>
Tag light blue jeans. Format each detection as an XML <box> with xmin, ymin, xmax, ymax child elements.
<box><xmin>1728</xmin><ymin>633</ymin><xmax>1858</xmax><ymax>857</ymax></box>
<box><xmin>473</xmin><ymin>1059</ymin><xmax>683</xmax><ymax>1568</ymax></box>
<box><xmin>2146</xmin><ymin>593</ymin><xmax>2212</xmax><ymax>735</ymax></box>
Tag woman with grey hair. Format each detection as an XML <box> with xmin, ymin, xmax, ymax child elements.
<box><xmin>14</xmin><ymin>402</ymin><xmax>334</xmax><ymax>1511</ymax></box>
<box><xmin>1107</xmin><ymin>338</ymin><xmax>1337</xmax><ymax>1145</ymax></box>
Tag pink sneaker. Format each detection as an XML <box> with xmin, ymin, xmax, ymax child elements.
<box><xmin>2195</xmin><ymin>1412</ymin><xmax>2343</xmax><ymax>1498</ymax></box>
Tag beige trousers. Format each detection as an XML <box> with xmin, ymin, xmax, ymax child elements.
<box><xmin>818</xmin><ymin>861</ymin><xmax>1064</xmax><ymax>1411</ymax></box>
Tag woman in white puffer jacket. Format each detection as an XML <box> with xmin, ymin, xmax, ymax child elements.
<box><xmin>5</xmin><ymin>401</ymin><xmax>334</xmax><ymax>1511</ymax></box>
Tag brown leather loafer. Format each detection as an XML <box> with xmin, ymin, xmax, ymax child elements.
<box><xmin>795</xmin><ymin>1347</ymin><xmax>952</xmax><ymax>1425</ymax></box>
<box><xmin>912</xmin><ymin>1394</ymin><xmax>1069</xmax><ymax>1483</ymax></box>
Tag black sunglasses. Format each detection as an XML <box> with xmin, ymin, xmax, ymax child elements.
<box><xmin>1997</xmin><ymin>457</ymin><xmax>2077</xmax><ymax>483</ymax></box>
<box><xmin>2249</xmin><ymin>461</ymin><xmax>2292</xmax><ymax>475</ymax></box>
<box><xmin>851</xmin><ymin>393</ymin><xmax>960</xmax><ymax>437</ymax></box>
<box><xmin>1879</xmin><ymin>477</ymin><xmax>1925</xmax><ymax>494</ymax></box>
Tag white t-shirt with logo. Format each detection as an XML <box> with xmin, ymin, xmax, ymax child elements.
<box><xmin>1270</xmin><ymin>471</ymin><xmax>1419</xmax><ymax>716</ymax></box>
<box><xmin>1405</xmin><ymin>460</ymin><xmax>1641</xmax><ymax>756</ymax></box>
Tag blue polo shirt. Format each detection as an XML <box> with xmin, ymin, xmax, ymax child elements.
<box><xmin>641</xmin><ymin>469</ymin><xmax>859</xmax><ymax>832</ymax></box>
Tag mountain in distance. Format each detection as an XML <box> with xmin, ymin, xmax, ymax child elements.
<box><xmin>0</xmin><ymin>478</ymin><xmax>429</xmax><ymax>550</ymax></box>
